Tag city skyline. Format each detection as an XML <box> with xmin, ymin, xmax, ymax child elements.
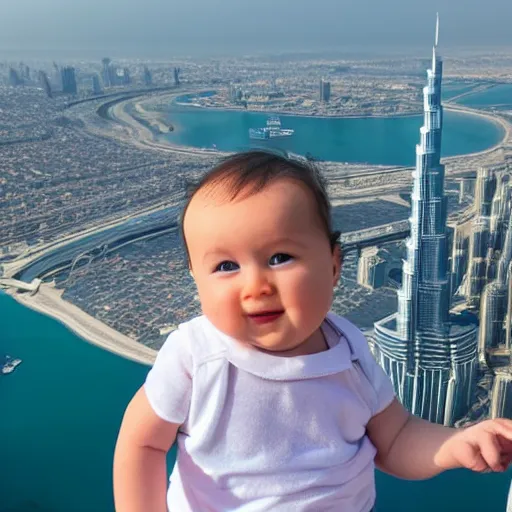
<box><xmin>1</xmin><ymin>9</ymin><xmax>511</xmax><ymax>430</ymax></box>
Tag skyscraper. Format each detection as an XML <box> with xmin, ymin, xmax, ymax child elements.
<box><xmin>450</xmin><ymin>225</ymin><xmax>469</xmax><ymax>296</ymax></box>
<box><xmin>174</xmin><ymin>67</ymin><xmax>180</xmax><ymax>87</ymax></box>
<box><xmin>507</xmin><ymin>261</ymin><xmax>512</xmax><ymax>349</ymax></box>
<box><xmin>479</xmin><ymin>208</ymin><xmax>512</xmax><ymax>362</ymax></box>
<box><xmin>491</xmin><ymin>373</ymin><xmax>512</xmax><ymax>419</ymax></box>
<box><xmin>373</xmin><ymin>15</ymin><xmax>478</xmax><ymax>426</ymax></box>
<box><xmin>102</xmin><ymin>58</ymin><xmax>112</xmax><ymax>87</ymax></box>
<box><xmin>8</xmin><ymin>67</ymin><xmax>23</xmax><ymax>86</ymax></box>
<box><xmin>144</xmin><ymin>66</ymin><xmax>153</xmax><ymax>86</ymax></box>
<box><xmin>38</xmin><ymin>70</ymin><xmax>53</xmax><ymax>98</ymax></box>
<box><xmin>53</xmin><ymin>62</ymin><xmax>62</xmax><ymax>91</ymax></box>
<box><xmin>61</xmin><ymin>66</ymin><xmax>77</xmax><ymax>95</ymax></box>
<box><xmin>465</xmin><ymin>167</ymin><xmax>509</xmax><ymax>307</ymax></box>
<box><xmin>122</xmin><ymin>67</ymin><xmax>131</xmax><ymax>85</ymax></box>
<box><xmin>320</xmin><ymin>79</ymin><xmax>331</xmax><ymax>102</ymax></box>
<box><xmin>91</xmin><ymin>74</ymin><xmax>103</xmax><ymax>95</ymax></box>
<box><xmin>357</xmin><ymin>247</ymin><xmax>387</xmax><ymax>289</ymax></box>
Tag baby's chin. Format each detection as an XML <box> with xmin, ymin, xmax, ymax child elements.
<box><xmin>244</xmin><ymin>333</ymin><xmax>316</xmax><ymax>356</ymax></box>
<box><xmin>224</xmin><ymin>328</ymin><xmax>300</xmax><ymax>354</ymax></box>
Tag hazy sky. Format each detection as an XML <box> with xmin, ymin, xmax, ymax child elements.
<box><xmin>1</xmin><ymin>0</ymin><xmax>511</xmax><ymax>58</ymax></box>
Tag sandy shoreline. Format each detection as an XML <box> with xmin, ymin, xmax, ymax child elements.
<box><xmin>6</xmin><ymin>283</ymin><xmax>156</xmax><ymax>366</ymax></box>
<box><xmin>5</xmin><ymin>88</ymin><xmax>510</xmax><ymax>368</ymax></box>
<box><xmin>130</xmin><ymin>90</ymin><xmax>510</xmax><ymax>165</ymax></box>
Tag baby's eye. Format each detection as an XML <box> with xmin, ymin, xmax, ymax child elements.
<box><xmin>269</xmin><ymin>253</ymin><xmax>293</xmax><ymax>266</ymax></box>
<box><xmin>214</xmin><ymin>261</ymin><xmax>239</xmax><ymax>273</ymax></box>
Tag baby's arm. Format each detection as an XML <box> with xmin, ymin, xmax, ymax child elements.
<box><xmin>367</xmin><ymin>398</ymin><xmax>512</xmax><ymax>479</ymax></box>
<box><xmin>367</xmin><ymin>398</ymin><xmax>455</xmax><ymax>479</ymax></box>
<box><xmin>113</xmin><ymin>386</ymin><xmax>179</xmax><ymax>512</ymax></box>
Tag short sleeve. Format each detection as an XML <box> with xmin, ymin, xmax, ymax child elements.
<box><xmin>355</xmin><ymin>338</ymin><xmax>395</xmax><ymax>416</ymax></box>
<box><xmin>144</xmin><ymin>328</ymin><xmax>193</xmax><ymax>424</ymax></box>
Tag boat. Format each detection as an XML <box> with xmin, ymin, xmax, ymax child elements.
<box><xmin>2</xmin><ymin>355</ymin><xmax>22</xmax><ymax>375</ymax></box>
<box><xmin>249</xmin><ymin>117</ymin><xmax>294</xmax><ymax>140</ymax></box>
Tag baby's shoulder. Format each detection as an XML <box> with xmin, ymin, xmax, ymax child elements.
<box><xmin>326</xmin><ymin>312</ymin><xmax>368</xmax><ymax>345</ymax></box>
<box><xmin>170</xmin><ymin>315</ymin><xmax>228</xmax><ymax>367</ymax></box>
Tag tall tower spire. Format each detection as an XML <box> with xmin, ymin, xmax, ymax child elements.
<box><xmin>432</xmin><ymin>13</ymin><xmax>440</xmax><ymax>75</ymax></box>
<box><xmin>373</xmin><ymin>14</ymin><xmax>478</xmax><ymax>427</ymax></box>
<box><xmin>435</xmin><ymin>12</ymin><xmax>440</xmax><ymax>46</ymax></box>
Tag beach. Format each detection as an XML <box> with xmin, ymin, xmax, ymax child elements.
<box><xmin>3</xmin><ymin>88</ymin><xmax>511</xmax><ymax>366</ymax></box>
<box><xmin>5</xmin><ymin>282</ymin><xmax>156</xmax><ymax>366</ymax></box>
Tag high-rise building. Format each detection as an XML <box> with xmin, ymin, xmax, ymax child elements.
<box><xmin>466</xmin><ymin>216</ymin><xmax>491</xmax><ymax>307</ymax></box>
<box><xmin>450</xmin><ymin>225</ymin><xmax>469</xmax><ymax>296</ymax></box>
<box><xmin>491</xmin><ymin>373</ymin><xmax>512</xmax><ymax>419</ymax></box>
<box><xmin>479</xmin><ymin>209</ymin><xmax>512</xmax><ymax>361</ymax></box>
<box><xmin>19</xmin><ymin>62</ymin><xmax>30</xmax><ymax>82</ymax></box>
<box><xmin>507</xmin><ymin>261</ymin><xmax>512</xmax><ymax>349</ymax></box>
<box><xmin>38</xmin><ymin>71</ymin><xmax>53</xmax><ymax>98</ymax></box>
<box><xmin>373</xmin><ymin>15</ymin><xmax>478</xmax><ymax>426</ymax></box>
<box><xmin>174</xmin><ymin>67</ymin><xmax>180</xmax><ymax>87</ymax></box>
<box><xmin>144</xmin><ymin>66</ymin><xmax>152</xmax><ymax>86</ymax></box>
<box><xmin>122</xmin><ymin>67</ymin><xmax>131</xmax><ymax>85</ymax></box>
<box><xmin>475</xmin><ymin>166</ymin><xmax>497</xmax><ymax>217</ymax></box>
<box><xmin>489</xmin><ymin>175</ymin><xmax>509</xmax><ymax>252</ymax></box>
<box><xmin>357</xmin><ymin>247</ymin><xmax>387</xmax><ymax>289</ymax></box>
<box><xmin>464</xmin><ymin>167</ymin><xmax>510</xmax><ymax>307</ymax></box>
<box><xmin>61</xmin><ymin>66</ymin><xmax>77</xmax><ymax>95</ymax></box>
<box><xmin>102</xmin><ymin>58</ymin><xmax>112</xmax><ymax>87</ymax></box>
<box><xmin>52</xmin><ymin>62</ymin><xmax>61</xmax><ymax>91</ymax></box>
<box><xmin>8</xmin><ymin>67</ymin><xmax>23</xmax><ymax>86</ymax></box>
<box><xmin>458</xmin><ymin>177</ymin><xmax>475</xmax><ymax>203</ymax></box>
<box><xmin>229</xmin><ymin>84</ymin><xmax>243</xmax><ymax>103</ymax></box>
<box><xmin>320</xmin><ymin>79</ymin><xmax>331</xmax><ymax>102</ymax></box>
<box><xmin>109</xmin><ymin>66</ymin><xmax>120</xmax><ymax>87</ymax></box>
<box><xmin>91</xmin><ymin>74</ymin><xmax>103</xmax><ymax>95</ymax></box>
<box><xmin>479</xmin><ymin>282</ymin><xmax>508</xmax><ymax>360</ymax></box>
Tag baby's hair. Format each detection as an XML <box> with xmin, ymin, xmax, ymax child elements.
<box><xmin>180</xmin><ymin>150</ymin><xmax>341</xmax><ymax>265</ymax></box>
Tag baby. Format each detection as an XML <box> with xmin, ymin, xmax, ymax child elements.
<box><xmin>114</xmin><ymin>151</ymin><xmax>512</xmax><ymax>512</ymax></box>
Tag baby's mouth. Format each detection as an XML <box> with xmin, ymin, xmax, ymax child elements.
<box><xmin>247</xmin><ymin>310</ymin><xmax>284</xmax><ymax>324</ymax></box>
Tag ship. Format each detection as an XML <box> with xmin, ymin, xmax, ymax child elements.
<box><xmin>2</xmin><ymin>355</ymin><xmax>22</xmax><ymax>375</ymax></box>
<box><xmin>249</xmin><ymin>116</ymin><xmax>294</xmax><ymax>140</ymax></box>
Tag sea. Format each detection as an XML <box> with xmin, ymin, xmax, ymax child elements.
<box><xmin>160</xmin><ymin>97</ymin><xmax>504</xmax><ymax>166</ymax></box>
<box><xmin>2</xmin><ymin>88</ymin><xmax>512</xmax><ymax>512</ymax></box>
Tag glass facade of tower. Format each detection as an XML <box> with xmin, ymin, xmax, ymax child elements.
<box><xmin>373</xmin><ymin>21</ymin><xmax>478</xmax><ymax>426</ymax></box>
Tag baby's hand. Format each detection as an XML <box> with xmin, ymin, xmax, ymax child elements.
<box><xmin>436</xmin><ymin>419</ymin><xmax>512</xmax><ymax>473</ymax></box>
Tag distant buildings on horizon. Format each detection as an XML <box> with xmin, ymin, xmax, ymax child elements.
<box><xmin>320</xmin><ymin>78</ymin><xmax>331</xmax><ymax>102</ymax></box>
<box><xmin>4</xmin><ymin>56</ymin><xmax>182</xmax><ymax>98</ymax></box>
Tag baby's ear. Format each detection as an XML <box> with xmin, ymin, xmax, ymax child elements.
<box><xmin>332</xmin><ymin>244</ymin><xmax>342</xmax><ymax>286</ymax></box>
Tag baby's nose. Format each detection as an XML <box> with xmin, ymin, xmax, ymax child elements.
<box><xmin>242</xmin><ymin>268</ymin><xmax>274</xmax><ymax>299</ymax></box>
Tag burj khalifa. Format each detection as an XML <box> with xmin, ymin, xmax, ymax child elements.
<box><xmin>373</xmin><ymin>15</ymin><xmax>478</xmax><ymax>426</ymax></box>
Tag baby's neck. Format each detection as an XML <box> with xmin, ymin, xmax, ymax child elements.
<box><xmin>256</xmin><ymin>327</ymin><xmax>329</xmax><ymax>358</ymax></box>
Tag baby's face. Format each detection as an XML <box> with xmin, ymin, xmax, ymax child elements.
<box><xmin>183</xmin><ymin>178</ymin><xmax>340</xmax><ymax>355</ymax></box>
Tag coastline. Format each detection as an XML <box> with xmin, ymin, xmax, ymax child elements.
<box><xmin>129</xmin><ymin>90</ymin><xmax>509</xmax><ymax>164</ymax></box>
<box><xmin>4</xmin><ymin>283</ymin><xmax>157</xmax><ymax>366</ymax></box>
<box><xmin>172</xmin><ymin>96</ymin><xmax>425</xmax><ymax>120</ymax></box>
<box><xmin>5</xmin><ymin>89</ymin><xmax>510</xmax><ymax>367</ymax></box>
<box><xmin>443</xmin><ymin>103</ymin><xmax>510</xmax><ymax>160</ymax></box>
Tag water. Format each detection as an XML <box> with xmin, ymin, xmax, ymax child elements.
<box><xmin>0</xmin><ymin>291</ymin><xmax>149</xmax><ymax>512</ymax></box>
<box><xmin>442</xmin><ymin>83</ymin><xmax>480</xmax><ymax>100</ymax></box>
<box><xmin>161</xmin><ymin>106</ymin><xmax>504</xmax><ymax>165</ymax></box>
<box><xmin>2</xmin><ymin>290</ymin><xmax>511</xmax><ymax>512</ymax></box>
<box><xmin>456</xmin><ymin>84</ymin><xmax>512</xmax><ymax>108</ymax></box>
<box><xmin>2</xmin><ymin>85</ymin><xmax>511</xmax><ymax>511</ymax></box>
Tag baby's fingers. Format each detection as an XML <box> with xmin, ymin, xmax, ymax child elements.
<box><xmin>479</xmin><ymin>432</ymin><xmax>505</xmax><ymax>472</ymax></box>
<box><xmin>489</xmin><ymin>419</ymin><xmax>512</xmax><ymax>443</ymax></box>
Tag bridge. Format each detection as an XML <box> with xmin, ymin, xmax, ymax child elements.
<box><xmin>0</xmin><ymin>278</ymin><xmax>42</xmax><ymax>295</ymax></box>
<box><xmin>339</xmin><ymin>220</ymin><xmax>410</xmax><ymax>254</ymax></box>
